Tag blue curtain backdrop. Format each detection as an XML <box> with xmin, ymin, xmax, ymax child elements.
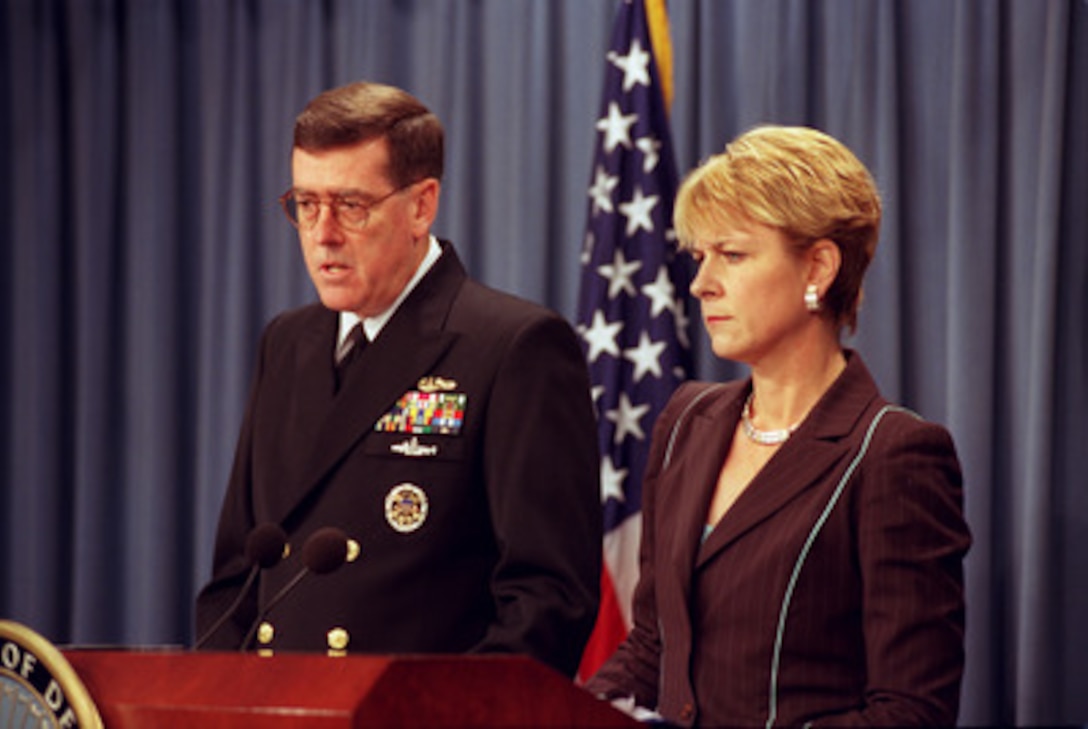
<box><xmin>2</xmin><ymin>1</ymin><xmax>1085</xmax><ymax>725</ymax></box>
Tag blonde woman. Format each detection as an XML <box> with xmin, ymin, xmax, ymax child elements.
<box><xmin>587</xmin><ymin>126</ymin><xmax>970</xmax><ymax>727</ymax></box>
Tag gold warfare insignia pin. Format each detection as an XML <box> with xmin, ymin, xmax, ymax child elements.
<box><xmin>417</xmin><ymin>376</ymin><xmax>458</xmax><ymax>393</ymax></box>
<box><xmin>384</xmin><ymin>483</ymin><xmax>429</xmax><ymax>533</ymax></box>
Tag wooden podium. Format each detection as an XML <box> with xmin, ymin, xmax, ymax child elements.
<box><xmin>62</xmin><ymin>650</ymin><xmax>638</xmax><ymax>728</ymax></box>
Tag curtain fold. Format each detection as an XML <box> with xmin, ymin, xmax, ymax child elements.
<box><xmin>1010</xmin><ymin>3</ymin><xmax>1068</xmax><ymax>721</ymax></box>
<box><xmin>944</xmin><ymin>1</ymin><xmax>1002</xmax><ymax>717</ymax></box>
<box><xmin>3</xmin><ymin>0</ymin><xmax>1085</xmax><ymax>724</ymax></box>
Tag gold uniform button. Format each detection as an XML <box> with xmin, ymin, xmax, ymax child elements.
<box><xmin>346</xmin><ymin>538</ymin><xmax>361</xmax><ymax>563</ymax></box>
<box><xmin>327</xmin><ymin>627</ymin><xmax>350</xmax><ymax>656</ymax></box>
<box><xmin>257</xmin><ymin>621</ymin><xmax>274</xmax><ymax>645</ymax></box>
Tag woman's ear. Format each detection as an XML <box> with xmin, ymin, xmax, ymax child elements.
<box><xmin>808</xmin><ymin>238</ymin><xmax>842</xmax><ymax>296</ymax></box>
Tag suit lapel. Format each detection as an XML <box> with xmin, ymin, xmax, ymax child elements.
<box><xmin>275</xmin><ymin>243</ymin><xmax>466</xmax><ymax>526</ymax></box>
<box><xmin>648</xmin><ymin>385</ymin><xmax>739</xmax><ymax>608</ymax></box>
<box><xmin>663</xmin><ymin>396</ymin><xmax>735</xmax><ymax>583</ymax></box>
<box><xmin>696</xmin><ymin>353</ymin><xmax>881</xmax><ymax>568</ymax></box>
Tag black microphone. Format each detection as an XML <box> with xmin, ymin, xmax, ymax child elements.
<box><xmin>194</xmin><ymin>522</ymin><xmax>287</xmax><ymax>650</ymax></box>
<box><xmin>239</xmin><ymin>526</ymin><xmax>351</xmax><ymax>652</ymax></box>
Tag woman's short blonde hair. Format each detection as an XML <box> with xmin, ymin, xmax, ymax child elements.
<box><xmin>674</xmin><ymin>125</ymin><xmax>882</xmax><ymax>333</ymax></box>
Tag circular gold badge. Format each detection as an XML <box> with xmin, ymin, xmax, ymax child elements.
<box><xmin>384</xmin><ymin>483</ymin><xmax>429</xmax><ymax>533</ymax></box>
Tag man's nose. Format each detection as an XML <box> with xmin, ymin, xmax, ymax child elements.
<box><xmin>311</xmin><ymin>203</ymin><xmax>345</xmax><ymax>243</ymax></box>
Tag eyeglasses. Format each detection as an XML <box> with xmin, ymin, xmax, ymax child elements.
<box><xmin>278</xmin><ymin>183</ymin><xmax>413</xmax><ymax>232</ymax></box>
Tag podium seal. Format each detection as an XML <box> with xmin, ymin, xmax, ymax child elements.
<box><xmin>0</xmin><ymin>619</ymin><xmax>103</xmax><ymax>728</ymax></box>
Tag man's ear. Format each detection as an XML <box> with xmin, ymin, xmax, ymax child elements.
<box><xmin>410</xmin><ymin>178</ymin><xmax>441</xmax><ymax>238</ymax></box>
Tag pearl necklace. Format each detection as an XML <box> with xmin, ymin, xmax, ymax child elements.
<box><xmin>741</xmin><ymin>393</ymin><xmax>800</xmax><ymax>446</ymax></box>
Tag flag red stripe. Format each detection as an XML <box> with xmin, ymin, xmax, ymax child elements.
<box><xmin>577</xmin><ymin>565</ymin><xmax>628</xmax><ymax>682</ymax></box>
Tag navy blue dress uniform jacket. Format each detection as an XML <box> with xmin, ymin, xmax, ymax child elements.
<box><xmin>196</xmin><ymin>241</ymin><xmax>602</xmax><ymax>677</ymax></box>
<box><xmin>585</xmin><ymin>352</ymin><xmax>970</xmax><ymax>725</ymax></box>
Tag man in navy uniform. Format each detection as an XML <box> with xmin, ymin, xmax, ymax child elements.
<box><xmin>195</xmin><ymin>81</ymin><xmax>601</xmax><ymax>678</ymax></box>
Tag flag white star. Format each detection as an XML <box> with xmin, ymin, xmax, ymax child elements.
<box><xmin>597</xmin><ymin>248</ymin><xmax>642</xmax><ymax>299</ymax></box>
<box><xmin>591</xmin><ymin>384</ymin><xmax>606</xmax><ymax>409</ymax></box>
<box><xmin>581</xmin><ymin>310</ymin><xmax>624</xmax><ymax>362</ymax></box>
<box><xmin>641</xmin><ymin>265</ymin><xmax>678</xmax><ymax>318</ymax></box>
<box><xmin>596</xmin><ymin>102</ymin><xmax>638</xmax><ymax>153</ymax></box>
<box><xmin>606</xmin><ymin>392</ymin><xmax>651</xmax><ymax>445</ymax></box>
<box><xmin>600</xmin><ymin>455</ymin><xmax>629</xmax><ymax>503</ymax></box>
<box><xmin>588</xmin><ymin>165</ymin><xmax>619</xmax><ymax>215</ymax></box>
<box><xmin>624</xmin><ymin>331</ymin><xmax>667</xmax><ymax>383</ymax></box>
<box><xmin>607</xmin><ymin>38</ymin><xmax>651</xmax><ymax>92</ymax></box>
<box><xmin>618</xmin><ymin>186</ymin><xmax>659</xmax><ymax>237</ymax></box>
<box><xmin>636</xmin><ymin>136</ymin><xmax>661</xmax><ymax>173</ymax></box>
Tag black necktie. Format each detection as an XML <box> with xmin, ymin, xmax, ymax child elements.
<box><xmin>335</xmin><ymin>324</ymin><xmax>367</xmax><ymax>391</ymax></box>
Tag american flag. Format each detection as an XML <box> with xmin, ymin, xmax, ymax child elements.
<box><xmin>576</xmin><ymin>0</ymin><xmax>693</xmax><ymax>680</ymax></box>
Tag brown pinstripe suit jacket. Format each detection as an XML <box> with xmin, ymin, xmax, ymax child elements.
<box><xmin>586</xmin><ymin>352</ymin><xmax>970</xmax><ymax>727</ymax></box>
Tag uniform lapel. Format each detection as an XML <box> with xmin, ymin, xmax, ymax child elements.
<box><xmin>291</xmin><ymin>310</ymin><xmax>339</xmax><ymax>448</ymax></box>
<box><xmin>696</xmin><ymin>353</ymin><xmax>880</xmax><ymax>568</ymax></box>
